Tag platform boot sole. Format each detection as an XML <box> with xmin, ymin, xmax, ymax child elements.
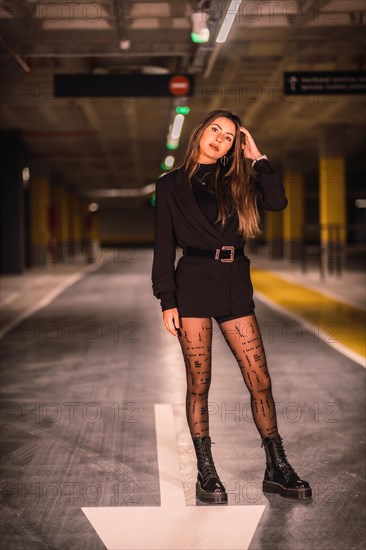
<box><xmin>196</xmin><ymin>481</ymin><xmax>228</xmax><ymax>504</ymax></box>
<box><xmin>263</xmin><ymin>479</ymin><xmax>312</xmax><ymax>500</ymax></box>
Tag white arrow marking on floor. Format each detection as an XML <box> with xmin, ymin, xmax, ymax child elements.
<box><xmin>82</xmin><ymin>404</ymin><xmax>265</xmax><ymax>550</ymax></box>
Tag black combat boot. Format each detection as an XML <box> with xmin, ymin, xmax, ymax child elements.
<box><xmin>261</xmin><ymin>433</ymin><xmax>312</xmax><ymax>500</ymax></box>
<box><xmin>192</xmin><ymin>436</ymin><xmax>228</xmax><ymax>504</ymax></box>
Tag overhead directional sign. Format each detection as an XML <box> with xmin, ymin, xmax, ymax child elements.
<box><xmin>284</xmin><ymin>71</ymin><xmax>366</xmax><ymax>95</ymax></box>
<box><xmin>54</xmin><ymin>74</ymin><xmax>194</xmax><ymax>97</ymax></box>
<box><xmin>82</xmin><ymin>404</ymin><xmax>266</xmax><ymax>550</ymax></box>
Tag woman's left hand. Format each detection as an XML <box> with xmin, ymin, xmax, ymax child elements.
<box><xmin>239</xmin><ymin>126</ymin><xmax>262</xmax><ymax>160</ymax></box>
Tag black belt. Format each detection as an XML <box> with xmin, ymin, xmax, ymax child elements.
<box><xmin>184</xmin><ymin>245</ymin><xmax>245</xmax><ymax>263</ymax></box>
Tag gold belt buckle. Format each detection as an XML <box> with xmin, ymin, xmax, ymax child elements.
<box><xmin>215</xmin><ymin>245</ymin><xmax>235</xmax><ymax>262</ymax></box>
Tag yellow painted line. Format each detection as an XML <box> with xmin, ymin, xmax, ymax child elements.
<box><xmin>251</xmin><ymin>269</ymin><xmax>365</xmax><ymax>358</ymax></box>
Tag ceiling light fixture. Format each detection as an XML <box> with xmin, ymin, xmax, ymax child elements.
<box><xmin>191</xmin><ymin>11</ymin><xmax>210</xmax><ymax>43</ymax></box>
<box><xmin>119</xmin><ymin>39</ymin><xmax>130</xmax><ymax>50</ymax></box>
<box><xmin>176</xmin><ymin>106</ymin><xmax>190</xmax><ymax>115</ymax></box>
<box><xmin>171</xmin><ymin>114</ymin><xmax>185</xmax><ymax>140</ymax></box>
<box><xmin>22</xmin><ymin>167</ymin><xmax>30</xmax><ymax>184</ymax></box>
<box><xmin>162</xmin><ymin>156</ymin><xmax>175</xmax><ymax>170</ymax></box>
<box><xmin>216</xmin><ymin>0</ymin><xmax>242</xmax><ymax>43</ymax></box>
<box><xmin>166</xmin><ymin>136</ymin><xmax>179</xmax><ymax>150</ymax></box>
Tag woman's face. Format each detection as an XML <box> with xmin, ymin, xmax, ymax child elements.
<box><xmin>197</xmin><ymin>116</ymin><xmax>237</xmax><ymax>163</ymax></box>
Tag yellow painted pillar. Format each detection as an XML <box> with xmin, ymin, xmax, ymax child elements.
<box><xmin>68</xmin><ymin>191</ymin><xmax>82</xmax><ymax>259</ymax></box>
<box><xmin>319</xmin><ymin>159</ymin><xmax>346</xmax><ymax>243</ymax></box>
<box><xmin>319</xmin><ymin>128</ymin><xmax>346</xmax><ymax>273</ymax></box>
<box><xmin>81</xmin><ymin>200</ymin><xmax>101</xmax><ymax>263</ymax></box>
<box><xmin>91</xmin><ymin>212</ymin><xmax>100</xmax><ymax>243</ymax></box>
<box><xmin>283</xmin><ymin>160</ymin><xmax>304</xmax><ymax>261</ymax></box>
<box><xmin>264</xmin><ymin>210</ymin><xmax>284</xmax><ymax>259</ymax></box>
<box><xmin>50</xmin><ymin>184</ymin><xmax>70</xmax><ymax>261</ymax></box>
<box><xmin>29</xmin><ymin>176</ymin><xmax>49</xmax><ymax>265</ymax></box>
<box><xmin>80</xmin><ymin>198</ymin><xmax>90</xmax><ymax>245</ymax></box>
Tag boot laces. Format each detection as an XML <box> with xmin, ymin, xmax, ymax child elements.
<box><xmin>274</xmin><ymin>436</ymin><xmax>298</xmax><ymax>477</ymax></box>
<box><xmin>263</xmin><ymin>435</ymin><xmax>298</xmax><ymax>478</ymax></box>
<box><xmin>201</xmin><ymin>460</ymin><xmax>218</xmax><ymax>481</ymax></box>
<box><xmin>198</xmin><ymin>439</ymin><xmax>219</xmax><ymax>481</ymax></box>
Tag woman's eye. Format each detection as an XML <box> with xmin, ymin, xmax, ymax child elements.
<box><xmin>226</xmin><ymin>136</ymin><xmax>232</xmax><ymax>141</ymax></box>
<box><xmin>211</xmin><ymin>126</ymin><xmax>217</xmax><ymax>132</ymax></box>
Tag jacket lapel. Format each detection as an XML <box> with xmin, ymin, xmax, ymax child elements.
<box><xmin>174</xmin><ymin>167</ymin><xmax>237</xmax><ymax>244</ymax></box>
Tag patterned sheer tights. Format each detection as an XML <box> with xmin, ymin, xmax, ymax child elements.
<box><xmin>177</xmin><ymin>314</ymin><xmax>279</xmax><ymax>440</ymax></box>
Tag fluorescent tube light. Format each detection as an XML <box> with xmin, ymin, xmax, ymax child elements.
<box><xmin>171</xmin><ymin>114</ymin><xmax>185</xmax><ymax>139</ymax></box>
<box><xmin>216</xmin><ymin>0</ymin><xmax>242</xmax><ymax>43</ymax></box>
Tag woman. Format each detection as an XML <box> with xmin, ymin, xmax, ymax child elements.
<box><xmin>151</xmin><ymin>109</ymin><xmax>312</xmax><ymax>504</ymax></box>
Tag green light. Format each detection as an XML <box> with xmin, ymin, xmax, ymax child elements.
<box><xmin>191</xmin><ymin>32</ymin><xmax>209</xmax><ymax>43</ymax></box>
<box><xmin>161</xmin><ymin>160</ymin><xmax>175</xmax><ymax>171</ymax></box>
<box><xmin>166</xmin><ymin>141</ymin><xmax>179</xmax><ymax>150</ymax></box>
<box><xmin>176</xmin><ymin>106</ymin><xmax>190</xmax><ymax>115</ymax></box>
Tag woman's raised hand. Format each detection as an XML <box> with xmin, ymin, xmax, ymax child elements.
<box><xmin>239</xmin><ymin>126</ymin><xmax>262</xmax><ymax>160</ymax></box>
<box><xmin>163</xmin><ymin>308</ymin><xmax>180</xmax><ymax>336</ymax></box>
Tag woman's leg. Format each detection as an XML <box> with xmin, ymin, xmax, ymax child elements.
<box><xmin>177</xmin><ymin>317</ymin><xmax>227</xmax><ymax>503</ymax></box>
<box><xmin>216</xmin><ymin>312</ymin><xmax>279</xmax><ymax>439</ymax></box>
<box><xmin>177</xmin><ymin>317</ymin><xmax>213</xmax><ymax>438</ymax></box>
<box><xmin>216</xmin><ymin>312</ymin><xmax>312</xmax><ymax>499</ymax></box>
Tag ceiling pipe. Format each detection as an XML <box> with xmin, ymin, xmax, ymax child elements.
<box><xmin>0</xmin><ymin>52</ymin><xmax>190</xmax><ymax>58</ymax></box>
<box><xmin>22</xmin><ymin>131</ymin><xmax>98</xmax><ymax>137</ymax></box>
<box><xmin>0</xmin><ymin>36</ymin><xmax>32</xmax><ymax>74</ymax></box>
<box><xmin>31</xmin><ymin>151</ymin><xmax>106</xmax><ymax>158</ymax></box>
<box><xmin>113</xmin><ymin>0</ymin><xmax>130</xmax><ymax>50</ymax></box>
<box><xmin>287</xmin><ymin>0</ymin><xmax>336</xmax><ymax>26</ymax></box>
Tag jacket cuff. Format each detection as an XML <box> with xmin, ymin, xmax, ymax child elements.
<box><xmin>253</xmin><ymin>158</ymin><xmax>274</xmax><ymax>174</ymax></box>
<box><xmin>159</xmin><ymin>291</ymin><xmax>178</xmax><ymax>311</ymax></box>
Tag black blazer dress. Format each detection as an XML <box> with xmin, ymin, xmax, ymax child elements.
<box><xmin>151</xmin><ymin>159</ymin><xmax>288</xmax><ymax>317</ymax></box>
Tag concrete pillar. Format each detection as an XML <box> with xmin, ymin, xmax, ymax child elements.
<box><xmin>283</xmin><ymin>159</ymin><xmax>305</xmax><ymax>262</ymax></box>
<box><xmin>29</xmin><ymin>176</ymin><xmax>50</xmax><ymax>266</ymax></box>
<box><xmin>0</xmin><ymin>134</ymin><xmax>27</xmax><ymax>273</ymax></box>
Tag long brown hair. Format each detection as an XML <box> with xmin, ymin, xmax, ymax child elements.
<box><xmin>176</xmin><ymin>109</ymin><xmax>262</xmax><ymax>239</ymax></box>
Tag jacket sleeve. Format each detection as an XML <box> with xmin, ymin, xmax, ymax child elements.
<box><xmin>253</xmin><ymin>159</ymin><xmax>288</xmax><ymax>211</ymax></box>
<box><xmin>151</xmin><ymin>176</ymin><xmax>178</xmax><ymax>299</ymax></box>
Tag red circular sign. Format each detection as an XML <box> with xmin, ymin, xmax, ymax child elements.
<box><xmin>168</xmin><ymin>75</ymin><xmax>190</xmax><ymax>96</ymax></box>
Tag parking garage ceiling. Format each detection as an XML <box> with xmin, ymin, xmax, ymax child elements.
<box><xmin>1</xmin><ymin>0</ymin><xmax>365</xmax><ymax>205</ymax></box>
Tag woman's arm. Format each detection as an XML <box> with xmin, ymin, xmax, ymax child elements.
<box><xmin>151</xmin><ymin>176</ymin><xmax>178</xmax><ymax>299</ymax></box>
<box><xmin>239</xmin><ymin>126</ymin><xmax>288</xmax><ymax>211</ymax></box>
<box><xmin>252</xmin><ymin>159</ymin><xmax>288</xmax><ymax>211</ymax></box>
